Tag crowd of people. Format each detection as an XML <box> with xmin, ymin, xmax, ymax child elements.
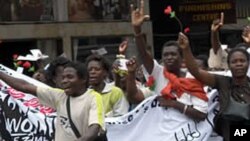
<box><xmin>1</xmin><ymin>0</ymin><xmax>250</xmax><ymax>141</ymax></box>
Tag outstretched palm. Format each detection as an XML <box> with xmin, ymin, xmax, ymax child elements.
<box><xmin>242</xmin><ymin>25</ymin><xmax>250</xmax><ymax>44</ymax></box>
<box><xmin>130</xmin><ymin>0</ymin><xmax>150</xmax><ymax>27</ymax></box>
<box><xmin>119</xmin><ymin>40</ymin><xmax>128</xmax><ymax>55</ymax></box>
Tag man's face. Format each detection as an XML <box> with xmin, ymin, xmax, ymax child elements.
<box><xmin>61</xmin><ymin>67</ymin><xmax>85</xmax><ymax>96</ymax></box>
<box><xmin>161</xmin><ymin>46</ymin><xmax>182</xmax><ymax>72</ymax></box>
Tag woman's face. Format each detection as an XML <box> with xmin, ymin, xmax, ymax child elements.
<box><xmin>229</xmin><ymin>51</ymin><xmax>249</xmax><ymax>78</ymax></box>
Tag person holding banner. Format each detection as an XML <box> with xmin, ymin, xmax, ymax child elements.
<box><xmin>0</xmin><ymin>61</ymin><xmax>105</xmax><ymax>141</ymax></box>
<box><xmin>178</xmin><ymin>32</ymin><xmax>250</xmax><ymax>141</ymax></box>
<box><xmin>130</xmin><ymin>0</ymin><xmax>208</xmax><ymax>121</ymax></box>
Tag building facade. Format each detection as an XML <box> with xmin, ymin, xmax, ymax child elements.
<box><xmin>0</xmin><ymin>0</ymin><xmax>153</xmax><ymax>69</ymax></box>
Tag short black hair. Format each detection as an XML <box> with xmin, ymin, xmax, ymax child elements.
<box><xmin>46</xmin><ymin>56</ymin><xmax>71</xmax><ymax>87</ymax></box>
<box><xmin>234</xmin><ymin>42</ymin><xmax>250</xmax><ymax>50</ymax></box>
<box><xmin>85</xmin><ymin>54</ymin><xmax>111</xmax><ymax>72</ymax></box>
<box><xmin>227</xmin><ymin>47</ymin><xmax>249</xmax><ymax>64</ymax></box>
<box><xmin>47</xmin><ymin>56</ymin><xmax>71</xmax><ymax>77</ymax></box>
<box><xmin>162</xmin><ymin>40</ymin><xmax>183</xmax><ymax>57</ymax></box>
<box><xmin>64</xmin><ymin>61</ymin><xmax>88</xmax><ymax>80</ymax></box>
<box><xmin>195</xmin><ymin>54</ymin><xmax>208</xmax><ymax>69</ymax></box>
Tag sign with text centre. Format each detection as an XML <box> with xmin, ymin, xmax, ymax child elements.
<box><xmin>178</xmin><ymin>0</ymin><xmax>236</xmax><ymax>24</ymax></box>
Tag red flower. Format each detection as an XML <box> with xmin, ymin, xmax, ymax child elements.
<box><xmin>146</xmin><ymin>75</ymin><xmax>155</xmax><ymax>90</ymax></box>
<box><xmin>164</xmin><ymin>6</ymin><xmax>172</xmax><ymax>15</ymax></box>
<box><xmin>13</xmin><ymin>54</ymin><xmax>18</xmax><ymax>60</ymax></box>
<box><xmin>23</xmin><ymin>61</ymin><xmax>31</xmax><ymax>69</ymax></box>
<box><xmin>16</xmin><ymin>61</ymin><xmax>23</xmax><ymax>66</ymax></box>
<box><xmin>184</xmin><ymin>27</ymin><xmax>190</xmax><ymax>33</ymax></box>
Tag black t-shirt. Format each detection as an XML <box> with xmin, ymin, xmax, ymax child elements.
<box><xmin>213</xmin><ymin>75</ymin><xmax>250</xmax><ymax>141</ymax></box>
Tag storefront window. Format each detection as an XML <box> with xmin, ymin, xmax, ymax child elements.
<box><xmin>68</xmin><ymin>0</ymin><xmax>131</xmax><ymax>21</ymax></box>
<box><xmin>0</xmin><ymin>0</ymin><xmax>53</xmax><ymax>21</ymax></box>
<box><xmin>75</xmin><ymin>36</ymin><xmax>134</xmax><ymax>62</ymax></box>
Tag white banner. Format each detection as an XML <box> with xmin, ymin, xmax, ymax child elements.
<box><xmin>0</xmin><ymin>64</ymin><xmax>56</xmax><ymax>141</ymax></box>
<box><xmin>0</xmin><ymin>64</ymin><xmax>225</xmax><ymax>141</ymax></box>
<box><xmin>105</xmin><ymin>87</ymin><xmax>223</xmax><ymax>141</ymax></box>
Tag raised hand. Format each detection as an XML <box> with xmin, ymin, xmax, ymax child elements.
<box><xmin>126</xmin><ymin>57</ymin><xmax>138</xmax><ymax>73</ymax></box>
<box><xmin>242</xmin><ymin>25</ymin><xmax>250</xmax><ymax>44</ymax></box>
<box><xmin>119</xmin><ymin>40</ymin><xmax>128</xmax><ymax>55</ymax></box>
<box><xmin>211</xmin><ymin>12</ymin><xmax>224</xmax><ymax>32</ymax></box>
<box><xmin>177</xmin><ymin>32</ymin><xmax>190</xmax><ymax>50</ymax></box>
<box><xmin>130</xmin><ymin>0</ymin><xmax>150</xmax><ymax>28</ymax></box>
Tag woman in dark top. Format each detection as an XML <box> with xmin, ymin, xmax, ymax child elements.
<box><xmin>178</xmin><ymin>32</ymin><xmax>250</xmax><ymax>141</ymax></box>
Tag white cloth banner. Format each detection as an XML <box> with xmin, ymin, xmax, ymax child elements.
<box><xmin>105</xmin><ymin>88</ymin><xmax>223</xmax><ymax>141</ymax></box>
<box><xmin>0</xmin><ymin>64</ymin><xmax>56</xmax><ymax>141</ymax></box>
<box><xmin>0</xmin><ymin>64</ymin><xmax>225</xmax><ymax>141</ymax></box>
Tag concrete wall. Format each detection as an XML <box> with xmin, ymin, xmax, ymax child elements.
<box><xmin>0</xmin><ymin>21</ymin><xmax>153</xmax><ymax>60</ymax></box>
<box><xmin>0</xmin><ymin>0</ymin><xmax>153</xmax><ymax>61</ymax></box>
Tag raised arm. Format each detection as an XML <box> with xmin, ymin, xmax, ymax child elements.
<box><xmin>113</xmin><ymin>40</ymin><xmax>130</xmax><ymax>88</ymax></box>
<box><xmin>242</xmin><ymin>25</ymin><xmax>250</xmax><ymax>46</ymax></box>
<box><xmin>178</xmin><ymin>33</ymin><xmax>216</xmax><ymax>87</ymax></box>
<box><xmin>126</xmin><ymin>57</ymin><xmax>145</xmax><ymax>104</ymax></box>
<box><xmin>0</xmin><ymin>71</ymin><xmax>37</xmax><ymax>95</ymax></box>
<box><xmin>211</xmin><ymin>12</ymin><xmax>224</xmax><ymax>54</ymax></box>
<box><xmin>131</xmin><ymin>0</ymin><xmax>153</xmax><ymax>74</ymax></box>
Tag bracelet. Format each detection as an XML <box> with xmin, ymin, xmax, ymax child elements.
<box><xmin>116</xmin><ymin>54</ymin><xmax>125</xmax><ymax>59</ymax></box>
<box><xmin>182</xmin><ymin>105</ymin><xmax>188</xmax><ymax>114</ymax></box>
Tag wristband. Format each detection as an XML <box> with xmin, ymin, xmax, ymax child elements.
<box><xmin>116</xmin><ymin>54</ymin><xmax>125</xmax><ymax>59</ymax></box>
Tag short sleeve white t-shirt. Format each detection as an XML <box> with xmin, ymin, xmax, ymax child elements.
<box><xmin>208</xmin><ymin>47</ymin><xmax>228</xmax><ymax>70</ymax></box>
<box><xmin>142</xmin><ymin>60</ymin><xmax>208</xmax><ymax>113</ymax></box>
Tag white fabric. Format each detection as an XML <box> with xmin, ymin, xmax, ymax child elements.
<box><xmin>137</xmin><ymin>83</ymin><xmax>154</xmax><ymax>99</ymax></box>
<box><xmin>103</xmin><ymin>83</ymin><xmax>130</xmax><ymax>117</ymax></box>
<box><xmin>105</xmin><ymin>88</ymin><xmax>222</xmax><ymax>141</ymax></box>
<box><xmin>141</xmin><ymin>60</ymin><xmax>208</xmax><ymax>113</ymax></box>
<box><xmin>0</xmin><ymin>64</ymin><xmax>56</xmax><ymax>140</ymax></box>
<box><xmin>208</xmin><ymin>47</ymin><xmax>228</xmax><ymax>70</ymax></box>
<box><xmin>247</xmin><ymin>48</ymin><xmax>250</xmax><ymax>77</ymax></box>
